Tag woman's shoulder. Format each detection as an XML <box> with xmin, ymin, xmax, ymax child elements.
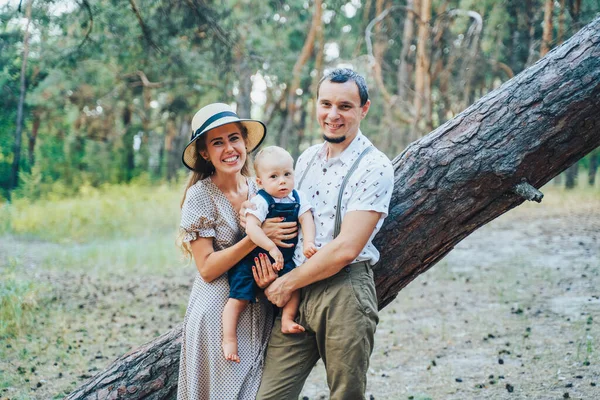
<box><xmin>186</xmin><ymin>177</ymin><xmax>213</xmax><ymax>197</ymax></box>
<box><xmin>183</xmin><ymin>178</ymin><xmax>217</xmax><ymax>211</ymax></box>
<box><xmin>247</xmin><ymin>176</ymin><xmax>259</xmax><ymax>196</ymax></box>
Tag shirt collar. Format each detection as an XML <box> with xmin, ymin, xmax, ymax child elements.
<box><xmin>285</xmin><ymin>191</ymin><xmax>296</xmax><ymax>201</ymax></box>
<box><xmin>317</xmin><ymin>131</ymin><xmax>370</xmax><ymax>165</ymax></box>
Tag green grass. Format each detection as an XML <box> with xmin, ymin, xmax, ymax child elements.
<box><xmin>36</xmin><ymin>234</ymin><xmax>184</xmax><ymax>276</ymax></box>
<box><xmin>0</xmin><ymin>182</ymin><xmax>183</xmax><ymax>243</ymax></box>
<box><xmin>0</xmin><ymin>258</ymin><xmax>42</xmax><ymax>339</ymax></box>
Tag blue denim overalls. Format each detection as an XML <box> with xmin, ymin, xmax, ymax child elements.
<box><xmin>228</xmin><ymin>189</ymin><xmax>300</xmax><ymax>302</ymax></box>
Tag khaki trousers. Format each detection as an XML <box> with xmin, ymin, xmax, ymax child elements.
<box><xmin>257</xmin><ymin>262</ymin><xmax>379</xmax><ymax>400</ymax></box>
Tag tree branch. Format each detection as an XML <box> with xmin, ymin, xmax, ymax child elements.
<box><xmin>128</xmin><ymin>0</ymin><xmax>162</xmax><ymax>53</ymax></box>
<box><xmin>76</xmin><ymin>0</ymin><xmax>94</xmax><ymax>51</ymax></box>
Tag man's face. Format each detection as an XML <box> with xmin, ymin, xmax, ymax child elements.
<box><xmin>316</xmin><ymin>80</ymin><xmax>370</xmax><ymax>144</ymax></box>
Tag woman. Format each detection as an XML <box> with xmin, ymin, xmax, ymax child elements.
<box><xmin>177</xmin><ymin>103</ymin><xmax>297</xmax><ymax>399</ymax></box>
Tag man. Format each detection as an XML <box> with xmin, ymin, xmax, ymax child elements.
<box><xmin>257</xmin><ymin>68</ymin><xmax>394</xmax><ymax>399</ymax></box>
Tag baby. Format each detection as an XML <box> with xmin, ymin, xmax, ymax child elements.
<box><xmin>222</xmin><ymin>146</ymin><xmax>317</xmax><ymax>362</ymax></box>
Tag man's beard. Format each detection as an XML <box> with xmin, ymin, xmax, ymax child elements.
<box><xmin>322</xmin><ymin>133</ymin><xmax>346</xmax><ymax>144</ymax></box>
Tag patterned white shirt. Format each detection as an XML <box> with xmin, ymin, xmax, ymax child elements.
<box><xmin>293</xmin><ymin>131</ymin><xmax>394</xmax><ymax>266</ymax></box>
<box><xmin>244</xmin><ymin>189</ymin><xmax>312</xmax><ymax>223</ymax></box>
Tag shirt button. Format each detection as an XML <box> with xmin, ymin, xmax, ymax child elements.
<box><xmin>316</xmin><ymin>191</ymin><xmax>319</xmax><ymax>195</ymax></box>
<box><xmin>323</xmin><ymin>168</ymin><xmax>327</xmax><ymax>173</ymax></box>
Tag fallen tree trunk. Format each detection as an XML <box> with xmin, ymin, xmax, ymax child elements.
<box><xmin>374</xmin><ymin>15</ymin><xmax>600</xmax><ymax>308</ymax></box>
<box><xmin>67</xmin><ymin>16</ymin><xmax>600</xmax><ymax>400</ymax></box>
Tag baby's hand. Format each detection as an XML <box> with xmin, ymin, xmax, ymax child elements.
<box><xmin>268</xmin><ymin>247</ymin><xmax>284</xmax><ymax>271</ymax></box>
<box><xmin>303</xmin><ymin>242</ymin><xmax>318</xmax><ymax>258</ymax></box>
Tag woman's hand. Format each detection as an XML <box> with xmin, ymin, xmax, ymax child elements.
<box><xmin>252</xmin><ymin>253</ymin><xmax>278</xmax><ymax>289</ymax></box>
<box><xmin>262</xmin><ymin>217</ymin><xmax>298</xmax><ymax>248</ymax></box>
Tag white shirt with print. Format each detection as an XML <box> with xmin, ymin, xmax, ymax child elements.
<box><xmin>293</xmin><ymin>131</ymin><xmax>394</xmax><ymax>266</ymax></box>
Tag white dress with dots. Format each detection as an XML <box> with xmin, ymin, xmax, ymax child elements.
<box><xmin>177</xmin><ymin>177</ymin><xmax>274</xmax><ymax>400</ymax></box>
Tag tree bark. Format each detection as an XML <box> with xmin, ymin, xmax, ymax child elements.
<box><xmin>65</xmin><ymin>326</ymin><xmax>182</xmax><ymax>400</ymax></box>
<box><xmin>10</xmin><ymin>0</ymin><xmax>33</xmax><ymax>191</ymax></box>
<box><xmin>67</xmin><ymin>16</ymin><xmax>600</xmax><ymax>399</ymax></box>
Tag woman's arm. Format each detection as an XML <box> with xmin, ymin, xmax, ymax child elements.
<box><xmin>240</xmin><ymin>200</ymin><xmax>298</xmax><ymax>247</ymax></box>
<box><xmin>190</xmin><ymin>235</ymin><xmax>257</xmax><ymax>283</ymax></box>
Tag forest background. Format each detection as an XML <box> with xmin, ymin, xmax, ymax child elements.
<box><xmin>1</xmin><ymin>0</ymin><xmax>600</xmax><ymax>399</ymax></box>
<box><xmin>1</xmin><ymin>0</ymin><xmax>599</xmax><ymax>202</ymax></box>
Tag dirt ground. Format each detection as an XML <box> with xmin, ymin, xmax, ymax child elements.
<box><xmin>303</xmin><ymin>196</ymin><xmax>600</xmax><ymax>400</ymax></box>
<box><xmin>1</xmin><ymin>190</ymin><xmax>598</xmax><ymax>400</ymax></box>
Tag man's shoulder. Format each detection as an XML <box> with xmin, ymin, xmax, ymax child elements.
<box><xmin>361</xmin><ymin>145</ymin><xmax>393</xmax><ymax>171</ymax></box>
<box><xmin>298</xmin><ymin>143</ymin><xmax>322</xmax><ymax>164</ymax></box>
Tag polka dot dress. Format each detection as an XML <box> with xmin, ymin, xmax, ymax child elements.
<box><xmin>177</xmin><ymin>177</ymin><xmax>274</xmax><ymax>400</ymax></box>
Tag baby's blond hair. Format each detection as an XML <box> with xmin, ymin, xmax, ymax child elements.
<box><xmin>253</xmin><ymin>146</ymin><xmax>294</xmax><ymax>176</ymax></box>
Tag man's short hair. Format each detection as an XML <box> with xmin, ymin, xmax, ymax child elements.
<box><xmin>317</xmin><ymin>68</ymin><xmax>369</xmax><ymax>106</ymax></box>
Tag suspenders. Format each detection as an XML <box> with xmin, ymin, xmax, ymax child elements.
<box><xmin>298</xmin><ymin>146</ymin><xmax>374</xmax><ymax>238</ymax></box>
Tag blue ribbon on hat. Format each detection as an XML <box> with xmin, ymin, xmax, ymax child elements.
<box><xmin>192</xmin><ymin>111</ymin><xmax>239</xmax><ymax>140</ymax></box>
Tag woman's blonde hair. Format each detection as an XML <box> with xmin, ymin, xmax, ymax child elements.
<box><xmin>177</xmin><ymin>122</ymin><xmax>252</xmax><ymax>257</ymax></box>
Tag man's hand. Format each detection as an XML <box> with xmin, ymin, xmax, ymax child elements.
<box><xmin>268</xmin><ymin>247</ymin><xmax>284</xmax><ymax>271</ymax></box>
<box><xmin>303</xmin><ymin>241</ymin><xmax>318</xmax><ymax>258</ymax></box>
<box><xmin>264</xmin><ymin>275</ymin><xmax>294</xmax><ymax>308</ymax></box>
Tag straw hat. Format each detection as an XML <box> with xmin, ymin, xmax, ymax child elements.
<box><xmin>182</xmin><ymin>103</ymin><xmax>266</xmax><ymax>171</ymax></box>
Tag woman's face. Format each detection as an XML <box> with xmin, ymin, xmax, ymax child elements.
<box><xmin>200</xmin><ymin>124</ymin><xmax>247</xmax><ymax>176</ymax></box>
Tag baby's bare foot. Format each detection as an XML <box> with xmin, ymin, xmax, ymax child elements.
<box><xmin>222</xmin><ymin>339</ymin><xmax>240</xmax><ymax>363</ymax></box>
<box><xmin>281</xmin><ymin>318</ymin><xmax>305</xmax><ymax>334</ymax></box>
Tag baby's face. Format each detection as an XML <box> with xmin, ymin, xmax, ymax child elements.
<box><xmin>256</xmin><ymin>157</ymin><xmax>295</xmax><ymax>198</ymax></box>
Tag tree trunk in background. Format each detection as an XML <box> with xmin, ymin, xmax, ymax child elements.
<box><xmin>589</xmin><ymin>153</ymin><xmax>598</xmax><ymax>186</ymax></box>
<box><xmin>10</xmin><ymin>0</ymin><xmax>33</xmax><ymax>191</ymax></box>
<box><xmin>306</xmin><ymin>12</ymin><xmax>325</xmax><ymax>148</ymax></box>
<box><xmin>122</xmin><ymin>105</ymin><xmax>135</xmax><ymax>182</ymax></box>
<box><xmin>234</xmin><ymin>46</ymin><xmax>252</xmax><ymax>118</ymax></box>
<box><xmin>565</xmin><ymin>163</ymin><xmax>579</xmax><ymax>189</ymax></box>
<box><xmin>67</xmin><ymin>17</ymin><xmax>600</xmax><ymax>399</ymax></box>
<box><xmin>397</xmin><ymin>0</ymin><xmax>414</xmax><ymax>102</ymax></box>
<box><xmin>526</xmin><ymin>1</ymin><xmax>541</xmax><ymax>66</ymax></box>
<box><xmin>541</xmin><ymin>0</ymin><xmax>554</xmax><ymax>57</ymax></box>
<box><xmin>291</xmin><ymin>79</ymin><xmax>312</xmax><ymax>161</ymax></box>
<box><xmin>411</xmin><ymin>0</ymin><xmax>432</xmax><ymax>140</ymax></box>
<box><xmin>165</xmin><ymin>116</ymin><xmax>189</xmax><ymax>182</ymax></box>
<box><xmin>507</xmin><ymin>1</ymin><xmax>521</xmax><ymax>73</ymax></box>
<box><xmin>568</xmin><ymin>0</ymin><xmax>582</xmax><ymax>30</ymax></box>
<box><xmin>558</xmin><ymin>0</ymin><xmax>566</xmax><ymax>44</ymax></box>
<box><xmin>279</xmin><ymin>0</ymin><xmax>321</xmax><ymax>151</ymax></box>
<box><xmin>28</xmin><ymin>111</ymin><xmax>40</xmax><ymax>167</ymax></box>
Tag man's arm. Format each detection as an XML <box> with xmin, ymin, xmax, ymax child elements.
<box><xmin>264</xmin><ymin>210</ymin><xmax>381</xmax><ymax>306</ymax></box>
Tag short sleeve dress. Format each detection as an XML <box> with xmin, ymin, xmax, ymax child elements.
<box><xmin>177</xmin><ymin>177</ymin><xmax>274</xmax><ymax>400</ymax></box>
